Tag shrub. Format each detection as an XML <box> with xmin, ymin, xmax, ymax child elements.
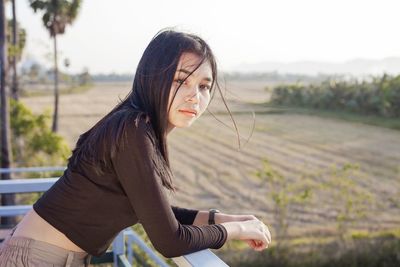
<box><xmin>270</xmin><ymin>74</ymin><xmax>400</xmax><ymax>118</ymax></box>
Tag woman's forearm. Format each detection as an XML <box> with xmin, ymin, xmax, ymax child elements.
<box><xmin>192</xmin><ymin>211</ymin><xmax>237</xmax><ymax>226</ymax></box>
<box><xmin>192</xmin><ymin>211</ymin><xmax>241</xmax><ymax>241</ymax></box>
<box><xmin>192</xmin><ymin>211</ymin><xmax>209</xmax><ymax>226</ymax></box>
<box><xmin>219</xmin><ymin>221</ymin><xmax>242</xmax><ymax>240</ymax></box>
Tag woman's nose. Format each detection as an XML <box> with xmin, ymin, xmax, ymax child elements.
<box><xmin>186</xmin><ymin>87</ymin><xmax>200</xmax><ymax>103</ymax></box>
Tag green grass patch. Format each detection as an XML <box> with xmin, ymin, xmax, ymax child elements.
<box><xmin>221</xmin><ymin>228</ymin><xmax>400</xmax><ymax>267</ymax></box>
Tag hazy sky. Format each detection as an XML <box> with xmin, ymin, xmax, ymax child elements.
<box><xmin>10</xmin><ymin>0</ymin><xmax>400</xmax><ymax>73</ymax></box>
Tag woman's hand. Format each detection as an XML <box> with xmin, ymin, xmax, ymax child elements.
<box><xmin>192</xmin><ymin>211</ymin><xmax>271</xmax><ymax>251</ymax></box>
<box><xmin>217</xmin><ymin>213</ymin><xmax>271</xmax><ymax>251</ymax></box>
<box><xmin>221</xmin><ymin>219</ymin><xmax>271</xmax><ymax>251</ymax></box>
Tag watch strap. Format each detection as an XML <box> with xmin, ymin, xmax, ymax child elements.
<box><xmin>208</xmin><ymin>209</ymin><xmax>220</xmax><ymax>225</ymax></box>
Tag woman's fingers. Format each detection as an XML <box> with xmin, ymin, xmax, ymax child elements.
<box><xmin>256</xmin><ymin>222</ymin><xmax>271</xmax><ymax>246</ymax></box>
<box><xmin>263</xmin><ymin>224</ymin><xmax>272</xmax><ymax>244</ymax></box>
<box><xmin>254</xmin><ymin>240</ymin><xmax>267</xmax><ymax>251</ymax></box>
<box><xmin>245</xmin><ymin>240</ymin><xmax>256</xmax><ymax>249</ymax></box>
<box><xmin>253</xmin><ymin>221</ymin><xmax>271</xmax><ymax>248</ymax></box>
<box><xmin>234</xmin><ymin>219</ymin><xmax>272</xmax><ymax>251</ymax></box>
<box><xmin>245</xmin><ymin>239</ymin><xmax>264</xmax><ymax>251</ymax></box>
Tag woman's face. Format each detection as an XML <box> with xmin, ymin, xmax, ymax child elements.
<box><xmin>167</xmin><ymin>52</ymin><xmax>213</xmax><ymax>132</ymax></box>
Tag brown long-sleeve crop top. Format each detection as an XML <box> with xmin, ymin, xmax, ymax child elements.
<box><xmin>33</xmin><ymin>113</ymin><xmax>227</xmax><ymax>257</ymax></box>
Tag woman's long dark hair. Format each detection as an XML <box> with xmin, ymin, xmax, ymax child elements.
<box><xmin>68</xmin><ymin>29</ymin><xmax>235</xmax><ymax>191</ymax></box>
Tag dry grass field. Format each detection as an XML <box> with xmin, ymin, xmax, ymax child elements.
<box><xmin>21</xmin><ymin>80</ymin><xmax>400</xmax><ymax>239</ymax></box>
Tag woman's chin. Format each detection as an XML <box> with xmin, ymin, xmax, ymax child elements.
<box><xmin>172</xmin><ymin>120</ymin><xmax>195</xmax><ymax>128</ymax></box>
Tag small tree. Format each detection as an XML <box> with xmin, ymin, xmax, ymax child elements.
<box><xmin>10</xmin><ymin>99</ymin><xmax>70</xmax><ymax>205</ymax></box>
<box><xmin>11</xmin><ymin>99</ymin><xmax>70</xmax><ymax>167</ymax></box>
<box><xmin>324</xmin><ymin>163</ymin><xmax>374</xmax><ymax>247</ymax></box>
<box><xmin>255</xmin><ymin>158</ymin><xmax>316</xmax><ymax>254</ymax></box>
<box><xmin>78</xmin><ymin>67</ymin><xmax>91</xmax><ymax>86</ymax></box>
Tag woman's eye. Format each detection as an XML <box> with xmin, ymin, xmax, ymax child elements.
<box><xmin>175</xmin><ymin>79</ymin><xmax>186</xmax><ymax>85</ymax></box>
<box><xmin>200</xmin><ymin>84</ymin><xmax>211</xmax><ymax>91</ymax></box>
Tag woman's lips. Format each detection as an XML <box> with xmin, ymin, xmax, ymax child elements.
<box><xmin>179</xmin><ymin>110</ymin><xmax>196</xmax><ymax>117</ymax></box>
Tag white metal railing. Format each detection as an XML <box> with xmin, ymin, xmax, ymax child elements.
<box><xmin>0</xmin><ymin>167</ymin><xmax>229</xmax><ymax>266</ymax></box>
<box><xmin>0</xmin><ymin>166</ymin><xmax>66</xmax><ymax>174</ymax></box>
<box><xmin>173</xmin><ymin>250</ymin><xmax>229</xmax><ymax>267</ymax></box>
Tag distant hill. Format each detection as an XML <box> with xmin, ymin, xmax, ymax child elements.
<box><xmin>232</xmin><ymin>57</ymin><xmax>400</xmax><ymax>76</ymax></box>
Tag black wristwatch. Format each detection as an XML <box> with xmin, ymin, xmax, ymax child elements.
<box><xmin>208</xmin><ymin>209</ymin><xmax>220</xmax><ymax>225</ymax></box>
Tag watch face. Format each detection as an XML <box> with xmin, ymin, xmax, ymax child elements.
<box><xmin>210</xmin><ymin>209</ymin><xmax>220</xmax><ymax>213</ymax></box>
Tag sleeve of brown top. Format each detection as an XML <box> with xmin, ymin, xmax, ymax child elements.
<box><xmin>111</xmin><ymin>120</ymin><xmax>227</xmax><ymax>258</ymax></box>
<box><xmin>171</xmin><ymin>206</ymin><xmax>199</xmax><ymax>225</ymax></box>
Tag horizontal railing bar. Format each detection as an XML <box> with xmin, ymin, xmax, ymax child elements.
<box><xmin>0</xmin><ymin>205</ymin><xmax>32</xmax><ymax>216</ymax></box>
<box><xmin>172</xmin><ymin>250</ymin><xmax>229</xmax><ymax>267</ymax></box>
<box><xmin>0</xmin><ymin>178</ymin><xmax>58</xmax><ymax>193</ymax></box>
<box><xmin>0</xmin><ymin>167</ymin><xmax>66</xmax><ymax>174</ymax></box>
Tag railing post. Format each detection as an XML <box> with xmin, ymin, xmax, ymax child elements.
<box><xmin>112</xmin><ymin>231</ymin><xmax>125</xmax><ymax>267</ymax></box>
<box><xmin>124</xmin><ymin>229</ymin><xmax>169</xmax><ymax>267</ymax></box>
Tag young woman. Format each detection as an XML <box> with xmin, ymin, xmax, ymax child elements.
<box><xmin>0</xmin><ymin>29</ymin><xmax>271</xmax><ymax>267</ymax></box>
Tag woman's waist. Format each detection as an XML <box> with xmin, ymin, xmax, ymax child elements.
<box><xmin>12</xmin><ymin>209</ymin><xmax>87</xmax><ymax>253</ymax></box>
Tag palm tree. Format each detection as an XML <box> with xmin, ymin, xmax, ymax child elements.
<box><xmin>29</xmin><ymin>0</ymin><xmax>82</xmax><ymax>132</ymax></box>
<box><xmin>1</xmin><ymin>0</ymin><xmax>16</xmax><ymax>226</ymax></box>
<box><xmin>0</xmin><ymin>1</ymin><xmax>27</xmax><ymax>103</ymax></box>
<box><xmin>10</xmin><ymin>0</ymin><xmax>18</xmax><ymax>100</ymax></box>
<box><xmin>7</xmin><ymin>19</ymin><xmax>26</xmax><ymax>100</ymax></box>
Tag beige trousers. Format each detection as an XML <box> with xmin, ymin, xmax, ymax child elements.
<box><xmin>0</xmin><ymin>227</ymin><xmax>91</xmax><ymax>267</ymax></box>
